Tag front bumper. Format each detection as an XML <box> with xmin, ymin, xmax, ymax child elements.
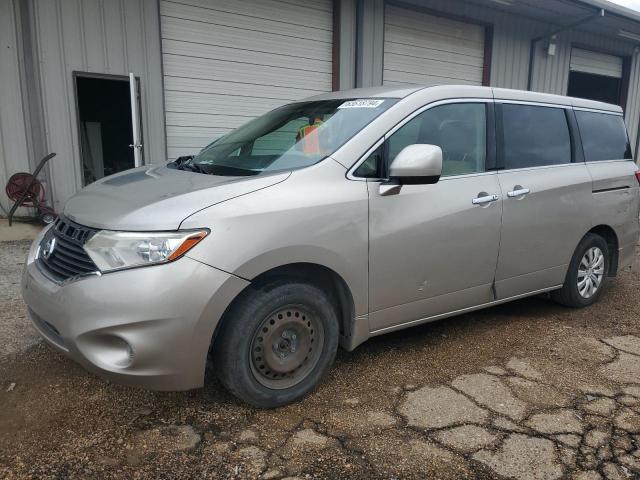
<box><xmin>21</xmin><ymin>232</ymin><xmax>249</xmax><ymax>391</ymax></box>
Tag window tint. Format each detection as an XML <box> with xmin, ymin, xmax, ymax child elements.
<box><xmin>192</xmin><ymin>98</ymin><xmax>397</xmax><ymax>176</ymax></box>
<box><xmin>575</xmin><ymin>111</ymin><xmax>632</xmax><ymax>161</ymax></box>
<box><xmin>501</xmin><ymin>104</ymin><xmax>572</xmax><ymax>169</ymax></box>
<box><xmin>250</xmin><ymin>118</ymin><xmax>308</xmax><ymax>155</ymax></box>
<box><xmin>354</xmin><ymin>144</ymin><xmax>383</xmax><ymax>178</ymax></box>
<box><xmin>387</xmin><ymin>103</ymin><xmax>487</xmax><ymax>177</ymax></box>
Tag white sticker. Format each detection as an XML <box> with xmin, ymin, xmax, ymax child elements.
<box><xmin>338</xmin><ymin>99</ymin><xmax>385</xmax><ymax>109</ymax></box>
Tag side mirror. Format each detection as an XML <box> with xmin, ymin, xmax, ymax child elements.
<box><xmin>388</xmin><ymin>144</ymin><xmax>442</xmax><ymax>185</ymax></box>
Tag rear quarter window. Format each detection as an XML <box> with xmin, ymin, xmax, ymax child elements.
<box><xmin>575</xmin><ymin>111</ymin><xmax>632</xmax><ymax>161</ymax></box>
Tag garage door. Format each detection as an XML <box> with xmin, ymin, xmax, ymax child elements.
<box><xmin>570</xmin><ymin>48</ymin><xmax>623</xmax><ymax>78</ymax></box>
<box><xmin>383</xmin><ymin>5</ymin><xmax>486</xmax><ymax>87</ymax></box>
<box><xmin>160</xmin><ymin>0</ymin><xmax>333</xmax><ymax>160</ymax></box>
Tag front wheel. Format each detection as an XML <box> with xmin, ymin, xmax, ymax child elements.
<box><xmin>212</xmin><ymin>281</ymin><xmax>339</xmax><ymax>408</ymax></box>
<box><xmin>552</xmin><ymin>233</ymin><xmax>609</xmax><ymax>308</ymax></box>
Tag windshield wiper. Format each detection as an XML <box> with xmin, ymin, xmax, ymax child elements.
<box><xmin>182</xmin><ymin>162</ymin><xmax>207</xmax><ymax>174</ymax></box>
<box><xmin>205</xmin><ymin>165</ymin><xmax>260</xmax><ymax>176</ymax></box>
<box><xmin>169</xmin><ymin>156</ymin><xmax>208</xmax><ymax>174</ymax></box>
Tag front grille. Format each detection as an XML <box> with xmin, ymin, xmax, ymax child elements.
<box><xmin>37</xmin><ymin>216</ymin><xmax>99</xmax><ymax>282</ymax></box>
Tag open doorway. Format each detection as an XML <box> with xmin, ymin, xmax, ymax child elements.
<box><xmin>567</xmin><ymin>48</ymin><xmax>625</xmax><ymax>106</ymax></box>
<box><xmin>567</xmin><ymin>71</ymin><xmax>621</xmax><ymax>105</ymax></box>
<box><xmin>74</xmin><ymin>74</ymin><xmax>139</xmax><ymax>185</ymax></box>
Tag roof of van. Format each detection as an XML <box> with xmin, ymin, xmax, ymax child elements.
<box><xmin>308</xmin><ymin>85</ymin><xmax>623</xmax><ymax>114</ymax></box>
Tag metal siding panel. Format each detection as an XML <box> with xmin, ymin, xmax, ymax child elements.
<box><xmin>161</xmin><ymin>38</ymin><xmax>331</xmax><ymax>73</ymax></box>
<box><xmin>570</xmin><ymin>48</ymin><xmax>623</xmax><ymax>78</ymax></box>
<box><xmin>338</xmin><ymin>0</ymin><xmax>357</xmax><ymax>90</ymax></box>
<box><xmin>356</xmin><ymin>0</ymin><xmax>384</xmax><ymax>88</ymax></box>
<box><xmin>530</xmin><ymin>35</ymin><xmax>571</xmax><ymax>95</ymax></box>
<box><xmin>625</xmin><ymin>52</ymin><xmax>640</xmax><ymax>154</ymax></box>
<box><xmin>358</xmin><ymin>0</ymin><xmax>640</xmax><ymax>157</ymax></box>
<box><xmin>0</xmin><ymin>0</ymin><xmax>32</xmax><ymax>214</ymax></box>
<box><xmin>163</xmin><ymin>76</ymin><xmax>321</xmax><ymax>101</ymax></box>
<box><xmin>30</xmin><ymin>0</ymin><xmax>166</xmax><ymax>210</ymax></box>
<box><xmin>160</xmin><ymin>0</ymin><xmax>334</xmax><ymax>160</ymax></box>
<box><xmin>163</xmin><ymin>54</ymin><xmax>331</xmax><ymax>90</ymax></box>
<box><xmin>160</xmin><ymin>16</ymin><xmax>331</xmax><ymax>61</ymax></box>
<box><xmin>383</xmin><ymin>5</ymin><xmax>485</xmax><ymax>86</ymax></box>
<box><xmin>166</xmin><ymin>0</ymin><xmax>333</xmax><ymax>25</ymax></box>
<box><xmin>141</xmin><ymin>0</ymin><xmax>168</xmax><ymax>166</ymax></box>
<box><xmin>160</xmin><ymin>1</ymin><xmax>332</xmax><ymax>38</ymax></box>
<box><xmin>34</xmin><ymin>0</ymin><xmax>81</xmax><ymax>209</ymax></box>
<box><xmin>81</xmin><ymin>0</ymin><xmax>108</xmax><ymax>72</ymax></box>
<box><xmin>103</xmin><ymin>0</ymin><xmax>127</xmax><ymax>73</ymax></box>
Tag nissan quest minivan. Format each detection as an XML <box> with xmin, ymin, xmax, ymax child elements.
<box><xmin>22</xmin><ymin>85</ymin><xmax>640</xmax><ymax>407</ymax></box>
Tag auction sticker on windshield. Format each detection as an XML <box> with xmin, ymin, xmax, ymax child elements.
<box><xmin>338</xmin><ymin>99</ymin><xmax>386</xmax><ymax>109</ymax></box>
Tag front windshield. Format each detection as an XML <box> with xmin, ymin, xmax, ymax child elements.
<box><xmin>188</xmin><ymin>98</ymin><xmax>398</xmax><ymax>176</ymax></box>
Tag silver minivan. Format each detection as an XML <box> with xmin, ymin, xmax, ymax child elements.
<box><xmin>22</xmin><ymin>85</ymin><xmax>640</xmax><ymax>407</ymax></box>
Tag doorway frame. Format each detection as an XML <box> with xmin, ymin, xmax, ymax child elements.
<box><xmin>72</xmin><ymin>71</ymin><xmax>144</xmax><ymax>186</ymax></box>
<box><xmin>567</xmin><ymin>44</ymin><xmax>631</xmax><ymax>109</ymax></box>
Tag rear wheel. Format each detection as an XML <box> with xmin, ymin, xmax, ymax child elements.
<box><xmin>552</xmin><ymin>233</ymin><xmax>609</xmax><ymax>308</ymax></box>
<box><xmin>213</xmin><ymin>281</ymin><xmax>339</xmax><ymax>408</ymax></box>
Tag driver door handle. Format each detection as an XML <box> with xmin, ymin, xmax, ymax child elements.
<box><xmin>472</xmin><ymin>194</ymin><xmax>499</xmax><ymax>205</ymax></box>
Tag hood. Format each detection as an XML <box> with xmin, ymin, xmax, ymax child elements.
<box><xmin>64</xmin><ymin>165</ymin><xmax>290</xmax><ymax>230</ymax></box>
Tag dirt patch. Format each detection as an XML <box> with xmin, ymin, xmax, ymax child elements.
<box><xmin>1</xmin><ymin>244</ymin><xmax>640</xmax><ymax>478</ymax></box>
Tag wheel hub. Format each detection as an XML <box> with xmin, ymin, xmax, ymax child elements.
<box><xmin>274</xmin><ymin>329</ymin><xmax>298</xmax><ymax>357</ymax></box>
<box><xmin>250</xmin><ymin>306</ymin><xmax>324</xmax><ymax>389</ymax></box>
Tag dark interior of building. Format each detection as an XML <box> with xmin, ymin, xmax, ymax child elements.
<box><xmin>567</xmin><ymin>71</ymin><xmax>622</xmax><ymax>105</ymax></box>
<box><xmin>76</xmin><ymin>76</ymin><xmax>134</xmax><ymax>185</ymax></box>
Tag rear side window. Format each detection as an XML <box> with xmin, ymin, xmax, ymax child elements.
<box><xmin>575</xmin><ymin>111</ymin><xmax>632</xmax><ymax>161</ymax></box>
<box><xmin>501</xmin><ymin>104</ymin><xmax>572</xmax><ymax>169</ymax></box>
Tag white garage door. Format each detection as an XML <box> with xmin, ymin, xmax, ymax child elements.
<box><xmin>383</xmin><ymin>5</ymin><xmax>485</xmax><ymax>87</ymax></box>
<box><xmin>160</xmin><ymin>0</ymin><xmax>333</xmax><ymax>160</ymax></box>
<box><xmin>570</xmin><ymin>48</ymin><xmax>623</xmax><ymax>78</ymax></box>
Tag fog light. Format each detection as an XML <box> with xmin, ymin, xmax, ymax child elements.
<box><xmin>89</xmin><ymin>335</ymin><xmax>135</xmax><ymax>368</ymax></box>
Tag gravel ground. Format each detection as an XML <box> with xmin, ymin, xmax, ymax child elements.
<box><xmin>0</xmin><ymin>241</ymin><xmax>39</xmax><ymax>357</ymax></box>
<box><xmin>1</xmin><ymin>241</ymin><xmax>640</xmax><ymax>479</ymax></box>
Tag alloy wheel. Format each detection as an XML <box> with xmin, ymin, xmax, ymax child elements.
<box><xmin>577</xmin><ymin>246</ymin><xmax>605</xmax><ymax>299</ymax></box>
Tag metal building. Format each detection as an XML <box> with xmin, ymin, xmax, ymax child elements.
<box><xmin>2</xmin><ymin>0</ymin><xmax>640</xmax><ymax>213</ymax></box>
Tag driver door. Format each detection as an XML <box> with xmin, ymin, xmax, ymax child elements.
<box><xmin>365</xmin><ymin>101</ymin><xmax>503</xmax><ymax>332</ymax></box>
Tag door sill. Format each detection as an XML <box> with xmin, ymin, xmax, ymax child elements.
<box><xmin>369</xmin><ymin>285</ymin><xmax>562</xmax><ymax>336</ymax></box>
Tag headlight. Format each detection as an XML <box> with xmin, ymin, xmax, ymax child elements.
<box><xmin>83</xmin><ymin>229</ymin><xmax>208</xmax><ymax>272</ymax></box>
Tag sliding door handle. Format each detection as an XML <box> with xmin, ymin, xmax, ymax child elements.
<box><xmin>472</xmin><ymin>194</ymin><xmax>499</xmax><ymax>205</ymax></box>
<box><xmin>507</xmin><ymin>187</ymin><xmax>530</xmax><ymax>198</ymax></box>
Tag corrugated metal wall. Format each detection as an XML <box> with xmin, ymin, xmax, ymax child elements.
<box><xmin>26</xmin><ymin>0</ymin><xmax>166</xmax><ymax>211</ymax></box>
<box><xmin>358</xmin><ymin>0</ymin><xmax>640</xmax><ymax>153</ymax></box>
<box><xmin>570</xmin><ymin>48</ymin><xmax>623</xmax><ymax>77</ymax></box>
<box><xmin>356</xmin><ymin>0</ymin><xmax>547</xmax><ymax>90</ymax></box>
<box><xmin>357</xmin><ymin>0</ymin><xmax>385</xmax><ymax>87</ymax></box>
<box><xmin>339</xmin><ymin>0</ymin><xmax>358</xmax><ymax>90</ymax></box>
<box><xmin>159</xmin><ymin>0</ymin><xmax>334</xmax><ymax>160</ymax></box>
<box><xmin>0</xmin><ymin>0</ymin><xmax>31</xmax><ymax>214</ymax></box>
<box><xmin>530</xmin><ymin>30</ymin><xmax>640</xmax><ymax>149</ymax></box>
<box><xmin>626</xmin><ymin>54</ymin><xmax>640</xmax><ymax>154</ymax></box>
<box><xmin>382</xmin><ymin>4</ymin><xmax>486</xmax><ymax>86</ymax></box>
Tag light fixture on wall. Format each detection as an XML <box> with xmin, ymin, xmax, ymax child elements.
<box><xmin>618</xmin><ymin>30</ymin><xmax>640</xmax><ymax>42</ymax></box>
<box><xmin>547</xmin><ymin>35</ymin><xmax>557</xmax><ymax>56</ymax></box>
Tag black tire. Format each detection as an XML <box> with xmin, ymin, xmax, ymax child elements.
<box><xmin>213</xmin><ymin>281</ymin><xmax>339</xmax><ymax>408</ymax></box>
<box><xmin>552</xmin><ymin>233</ymin><xmax>609</xmax><ymax>308</ymax></box>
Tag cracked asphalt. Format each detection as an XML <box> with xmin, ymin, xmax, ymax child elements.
<box><xmin>2</xmin><ymin>239</ymin><xmax>640</xmax><ymax>479</ymax></box>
